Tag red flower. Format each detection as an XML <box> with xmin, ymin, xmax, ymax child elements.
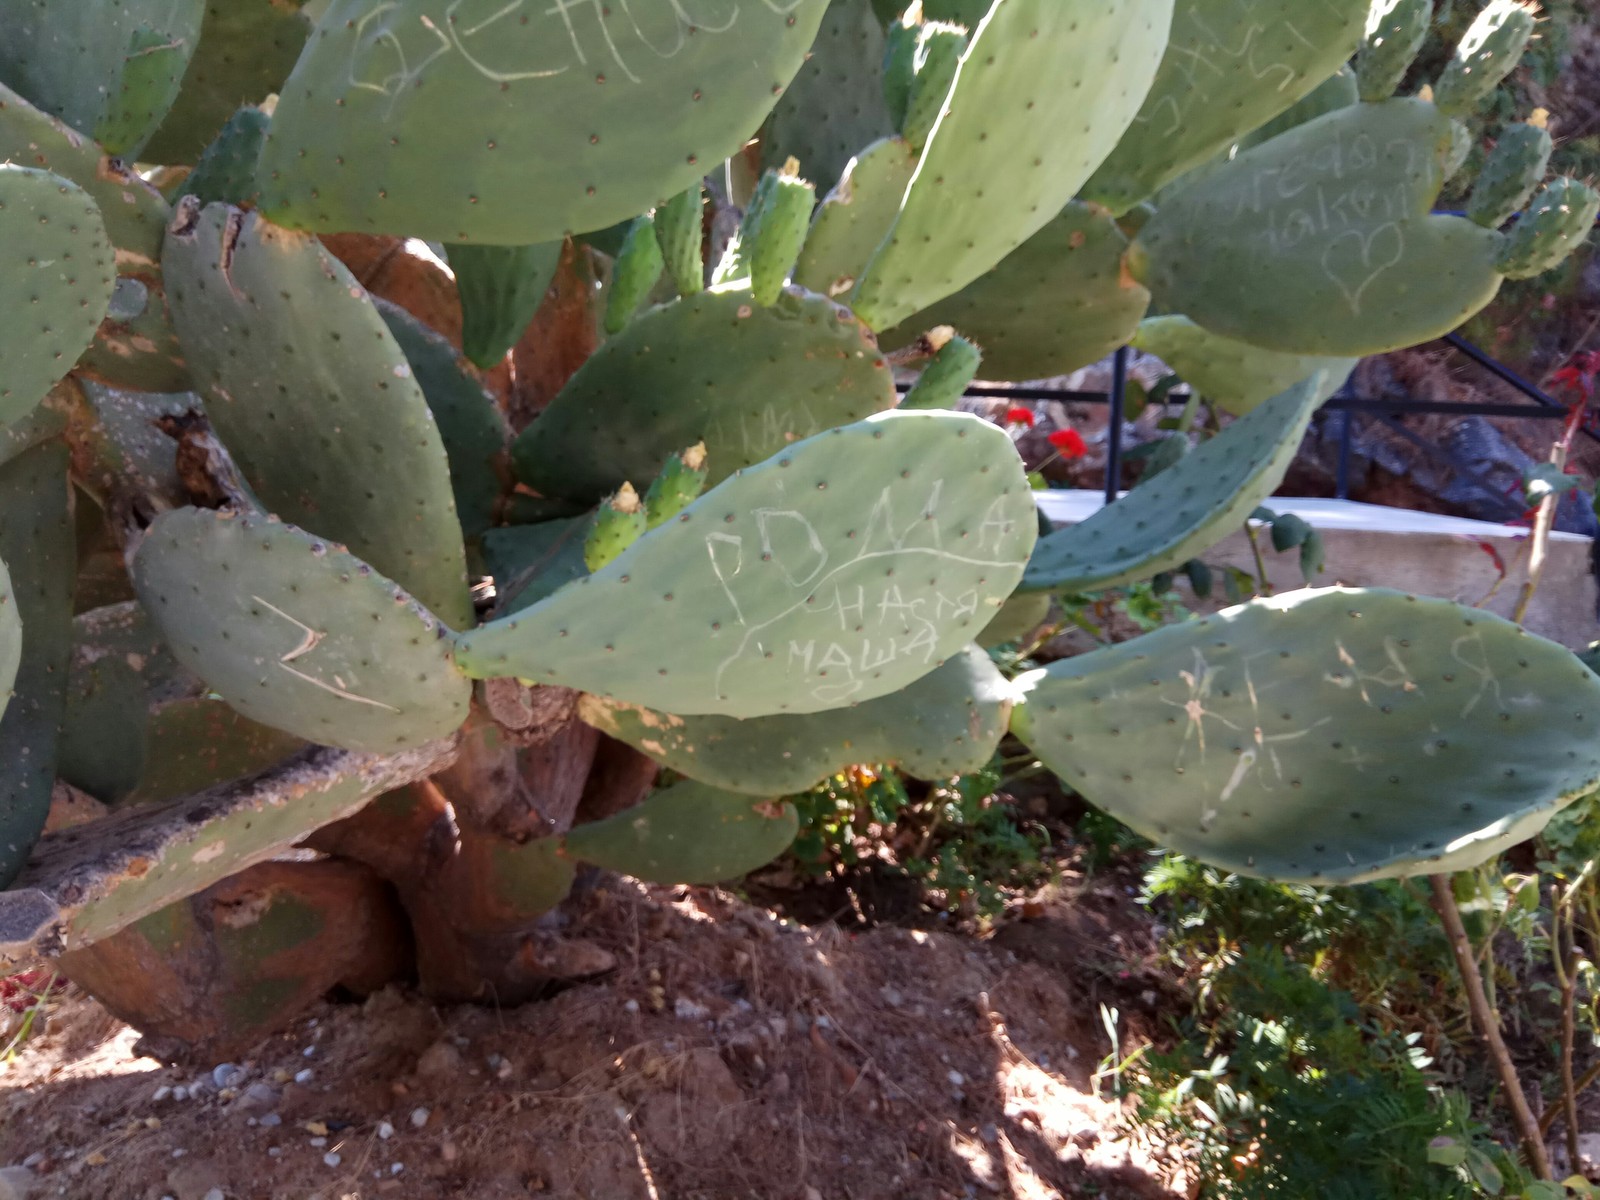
<box><xmin>1553</xmin><ymin>351</ymin><xmax>1600</xmax><ymax>403</ymax></box>
<box><xmin>1047</xmin><ymin>428</ymin><xmax>1088</xmax><ymax>458</ymax></box>
<box><xmin>1003</xmin><ymin>406</ymin><xmax>1035</xmax><ymax>428</ymax></box>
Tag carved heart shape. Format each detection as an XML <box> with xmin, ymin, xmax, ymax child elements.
<box><xmin>1321</xmin><ymin>223</ymin><xmax>1405</xmax><ymax>316</ymax></box>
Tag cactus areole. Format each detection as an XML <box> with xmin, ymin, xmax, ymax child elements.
<box><xmin>0</xmin><ymin>0</ymin><xmax>1596</xmax><ymax>1059</ymax></box>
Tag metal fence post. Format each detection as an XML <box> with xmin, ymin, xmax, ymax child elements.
<box><xmin>1106</xmin><ymin>346</ymin><xmax>1128</xmax><ymax>505</ymax></box>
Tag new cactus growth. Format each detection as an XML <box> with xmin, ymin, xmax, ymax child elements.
<box><xmin>1433</xmin><ymin>0</ymin><xmax>1537</xmax><ymax>120</ymax></box>
<box><xmin>1468</xmin><ymin>114</ymin><xmax>1555</xmax><ymax>230</ymax></box>
<box><xmin>583</xmin><ymin>483</ymin><xmax>647</xmax><ymax>573</ymax></box>
<box><xmin>2</xmin><ymin>0</ymin><xmax>1599</xmax><ymax>1063</ymax></box>
<box><xmin>1358</xmin><ymin>0</ymin><xmax>1433</xmax><ymax>104</ymax></box>
<box><xmin>1495</xmin><ymin>178</ymin><xmax>1600</xmax><ymax>280</ymax></box>
<box><xmin>604</xmin><ymin>216</ymin><xmax>667</xmax><ymax>335</ymax></box>
<box><xmin>643</xmin><ymin>444</ymin><xmax>709</xmax><ymax>530</ymax></box>
<box><xmin>901</xmin><ymin>328</ymin><xmax>982</xmax><ymax>411</ymax></box>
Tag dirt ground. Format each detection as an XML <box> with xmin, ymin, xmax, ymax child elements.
<box><xmin>0</xmin><ymin>874</ymin><xmax>1189</xmax><ymax>1200</ymax></box>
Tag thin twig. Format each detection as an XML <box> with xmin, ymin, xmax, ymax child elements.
<box><xmin>1243</xmin><ymin>522</ymin><xmax>1273</xmax><ymax>597</ymax></box>
<box><xmin>1511</xmin><ymin>401</ymin><xmax>1582</xmax><ymax>624</ymax></box>
<box><xmin>1430</xmin><ymin>874</ymin><xmax>1552</xmax><ymax>1179</ymax></box>
<box><xmin>1549</xmin><ymin>883</ymin><xmax>1582</xmax><ymax>1169</ymax></box>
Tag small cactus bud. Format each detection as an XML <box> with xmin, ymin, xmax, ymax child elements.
<box><xmin>643</xmin><ymin>444</ymin><xmax>710</xmax><ymax>529</ymax></box>
<box><xmin>1495</xmin><ymin>177</ymin><xmax>1600</xmax><ymax>279</ymax></box>
<box><xmin>902</xmin><ymin>332</ymin><xmax>982</xmax><ymax>410</ymax></box>
<box><xmin>1467</xmin><ymin>119</ymin><xmax>1553</xmax><ymax>228</ymax></box>
<box><xmin>584</xmin><ymin>482</ymin><xmax>648</xmax><ymax>572</ymax></box>
<box><xmin>902</xmin><ymin>23</ymin><xmax>967</xmax><ymax>153</ymax></box>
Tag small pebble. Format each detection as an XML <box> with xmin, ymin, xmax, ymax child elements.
<box><xmin>309</xmin><ymin>1137</ymin><xmax>327</xmax><ymax>1148</ymax></box>
<box><xmin>947</xmin><ymin>1071</ymin><xmax>965</xmax><ymax>1087</ymax></box>
<box><xmin>202</xmin><ymin>1190</ymin><xmax>224</xmax><ymax>1200</ymax></box>
<box><xmin>673</xmin><ymin>997</ymin><xmax>710</xmax><ymax>1021</ymax></box>
<box><xmin>293</xmin><ymin>1069</ymin><xmax>314</xmax><ymax>1085</ymax></box>
<box><xmin>323</xmin><ymin>1152</ymin><xmax>341</xmax><ymax>1169</ymax></box>
<box><xmin>440</xmin><ymin>1142</ymin><xmax>458</xmax><ymax>1163</ymax></box>
<box><xmin>303</xmin><ymin>1046</ymin><xmax>315</xmax><ymax>1057</ymax></box>
<box><xmin>151</xmin><ymin>1086</ymin><xmax>172</xmax><ymax>1103</ymax></box>
<box><xmin>21</xmin><ymin>1154</ymin><xmax>43</xmax><ymax>1170</ymax></box>
<box><xmin>172</xmin><ymin>1087</ymin><xmax>188</xmax><ymax>1102</ymax></box>
<box><xmin>259</xmin><ymin>1113</ymin><xmax>282</xmax><ymax>1128</ymax></box>
<box><xmin>410</xmin><ymin>1107</ymin><xmax>430</xmax><ymax>1129</ymax></box>
<box><xmin>390</xmin><ymin>1163</ymin><xmax>405</xmax><ymax>1176</ymax></box>
<box><xmin>170</xmin><ymin>1149</ymin><xmax>186</xmax><ymax>1159</ymax></box>
<box><xmin>623</xmin><ymin>999</ymin><xmax>640</xmax><ymax>1014</ymax></box>
<box><xmin>267</xmin><ymin>1148</ymin><xmax>281</xmax><ymax>1158</ymax></box>
<box><xmin>376</xmin><ymin>1121</ymin><xmax>394</xmax><ymax>1141</ymax></box>
<box><xmin>212</xmin><ymin>1064</ymin><xmax>243</xmax><ymax>1089</ymax></box>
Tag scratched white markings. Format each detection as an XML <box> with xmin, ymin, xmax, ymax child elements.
<box><xmin>1158</xmin><ymin>648</ymin><xmax>1331</xmax><ymax>830</ymax></box>
<box><xmin>250</xmin><ymin>595</ymin><xmax>401</xmax><ymax>712</ymax></box>
<box><xmin>347</xmin><ymin>0</ymin><xmax>801</xmax><ymax>111</ymax></box>
<box><xmin>705</xmin><ymin>397</ymin><xmax>824</xmax><ymax>459</ymax></box>
<box><xmin>706</xmin><ymin>480</ymin><xmax>1025</xmax><ymax>706</ymax></box>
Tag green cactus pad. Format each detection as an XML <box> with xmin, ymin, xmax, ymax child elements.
<box><xmin>1011</xmin><ymin>587</ymin><xmax>1600</xmax><ymax>884</ymax></box>
<box><xmin>0</xmin><ymin>0</ymin><xmax>202</xmax><ymax>149</ymax></box>
<box><xmin>164</xmin><ymin>204</ymin><xmax>472</xmax><ymax>627</ymax></box>
<box><xmin>0</xmin><ymin>83</ymin><xmax>187</xmax><ymax>392</ymax></box>
<box><xmin>900</xmin><ymin>22</ymin><xmax>965</xmax><ymax>153</ymax></box>
<box><xmin>580</xmin><ymin>644</ymin><xmax>1013</xmax><ymax>796</ymax></box>
<box><xmin>1358</xmin><ymin>0</ymin><xmax>1432</xmax><ymax>104</ymax></box>
<box><xmin>1081</xmin><ymin>0</ymin><xmax>1367</xmax><ymax>216</ymax></box>
<box><xmin>59</xmin><ymin>601</ymin><xmax>303</xmax><ymax>806</ymax></box>
<box><xmin>93</xmin><ymin>25</ymin><xmax>194</xmax><ymax>159</ymax></box>
<box><xmin>0</xmin><ymin>557</ymin><xmax>18</xmax><ymax>727</ymax></box>
<box><xmin>604</xmin><ymin>216</ymin><xmax>666</xmax><ymax>335</ymax></box>
<box><xmin>902</xmin><ymin>333</ymin><xmax>981</xmax><ymax>411</ymax></box>
<box><xmin>761</xmin><ymin>0</ymin><xmax>896</xmax><ymax>193</ymax></box>
<box><xmin>67</xmin><ymin>381</ymin><xmax>192</xmax><ymax>512</ymax></box>
<box><xmin>1132</xmin><ymin>316</ymin><xmax>1357</xmax><ymax>417</ymax></box>
<box><xmin>1467</xmin><ymin>120</ymin><xmax>1553</xmax><ymax>230</ymax></box>
<box><xmin>1434</xmin><ymin>0</ymin><xmax>1536</xmax><ymax>120</ymax></box>
<box><xmin>1021</xmin><ymin>372</ymin><xmax>1337</xmax><ymax>595</ymax></box>
<box><xmin>0</xmin><ymin>166</ymin><xmax>116</xmax><ymax>429</ymax></box>
<box><xmin>0</xmin><ymin>440</ymin><xmax>76</xmax><ymax>887</ymax></box>
<box><xmin>978</xmin><ymin>590</ymin><xmax>1051</xmax><ymax>649</ymax></box>
<box><xmin>482</xmin><ymin>518</ymin><xmax>590</xmax><ymax>617</ymax></box>
<box><xmin>1130</xmin><ymin>99</ymin><xmax>1505</xmax><ymax>356</ymax></box>
<box><xmin>1495</xmin><ymin>178</ymin><xmax>1600</xmax><ymax>280</ymax></box>
<box><xmin>255</xmin><ymin>0</ymin><xmax>830</xmax><ymax>244</ymax></box>
<box><xmin>374</xmin><ymin>299</ymin><xmax>511</xmax><ymax>547</ymax></box>
<box><xmin>132</xmin><ymin>508</ymin><xmax>472</xmax><ymax>754</ymax></box>
<box><xmin>449</xmin><ymin>242</ymin><xmax>564</xmax><ymax>369</ymax></box>
<box><xmin>561</xmin><ymin>780</ymin><xmax>798</xmax><ymax>885</ymax></box>
<box><xmin>176</xmin><ymin>106</ymin><xmax>269</xmax><ymax>207</ymax></box>
<box><xmin>0</xmin><ymin>403</ymin><xmax>67</xmax><ymax>471</ymax></box>
<box><xmin>461</xmin><ymin>410</ymin><xmax>1037</xmax><ymax>717</ymax></box>
<box><xmin>140</xmin><ymin>0</ymin><xmax>313</xmax><ymax>165</ymax></box>
<box><xmin>877</xmin><ymin>204</ymin><xmax>1150</xmax><ymax>383</ymax></box>
<box><xmin>851</xmin><ymin>0</ymin><xmax>1172</xmax><ymax>331</ymax></box>
<box><xmin>654</xmin><ymin>185</ymin><xmax>706</xmax><ymax>298</ymax></box>
<box><xmin>793</xmin><ymin>136</ymin><xmax>918</xmax><ymax>300</ymax></box>
<box><xmin>511</xmin><ymin>286</ymin><xmax>895</xmax><ymax>503</ymax></box>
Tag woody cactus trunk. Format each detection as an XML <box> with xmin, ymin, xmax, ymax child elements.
<box><xmin>0</xmin><ymin>0</ymin><xmax>1598</xmax><ymax>1061</ymax></box>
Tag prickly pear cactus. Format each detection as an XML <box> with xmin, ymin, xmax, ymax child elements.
<box><xmin>255</xmin><ymin>0</ymin><xmax>832</xmax><ymax>243</ymax></box>
<box><xmin>1012</xmin><ymin>589</ymin><xmax>1600</xmax><ymax>884</ymax></box>
<box><xmin>5</xmin><ymin>0</ymin><xmax>1600</xmax><ymax>1061</ymax></box>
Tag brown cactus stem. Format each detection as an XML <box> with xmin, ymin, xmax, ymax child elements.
<box><xmin>1429</xmin><ymin>873</ymin><xmax>1552</xmax><ymax>1180</ymax></box>
<box><xmin>56</xmin><ymin>858</ymin><xmax>411</xmax><ymax>1064</ymax></box>
<box><xmin>0</xmin><ymin>739</ymin><xmax>458</xmax><ymax>966</ymax></box>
